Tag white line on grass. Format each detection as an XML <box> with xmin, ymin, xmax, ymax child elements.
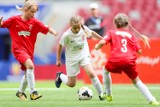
<box><xmin>116</xmin><ymin>86</ymin><xmax>160</xmax><ymax>90</ymax></box>
<box><xmin>0</xmin><ymin>88</ymin><xmax>70</xmax><ymax>91</ymax></box>
<box><xmin>0</xmin><ymin>86</ymin><xmax>159</xmax><ymax>91</ymax></box>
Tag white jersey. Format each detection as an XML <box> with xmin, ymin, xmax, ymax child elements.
<box><xmin>59</xmin><ymin>26</ymin><xmax>92</xmax><ymax>64</ymax></box>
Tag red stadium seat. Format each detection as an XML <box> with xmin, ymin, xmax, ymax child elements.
<box><xmin>77</xmin><ymin>0</ymin><xmax>160</xmax><ymax>38</ymax></box>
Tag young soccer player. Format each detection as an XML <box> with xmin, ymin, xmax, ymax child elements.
<box><xmin>0</xmin><ymin>0</ymin><xmax>58</xmax><ymax>100</ymax></box>
<box><xmin>95</xmin><ymin>13</ymin><xmax>159</xmax><ymax>105</ymax></box>
<box><xmin>56</xmin><ymin>15</ymin><xmax>104</xmax><ymax>100</ymax></box>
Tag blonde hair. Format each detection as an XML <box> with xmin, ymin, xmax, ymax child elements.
<box><xmin>69</xmin><ymin>15</ymin><xmax>90</xmax><ymax>37</ymax></box>
<box><xmin>16</xmin><ymin>0</ymin><xmax>38</xmax><ymax>11</ymax></box>
<box><xmin>114</xmin><ymin>13</ymin><xmax>150</xmax><ymax>48</ymax></box>
<box><xmin>69</xmin><ymin>15</ymin><xmax>83</xmax><ymax>25</ymax></box>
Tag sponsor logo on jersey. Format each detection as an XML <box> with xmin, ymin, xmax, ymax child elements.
<box><xmin>18</xmin><ymin>31</ymin><xmax>31</xmax><ymax>37</ymax></box>
<box><xmin>73</xmin><ymin>43</ymin><xmax>84</xmax><ymax>50</ymax></box>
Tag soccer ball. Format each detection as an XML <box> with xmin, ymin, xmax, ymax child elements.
<box><xmin>77</xmin><ymin>86</ymin><xmax>93</xmax><ymax>100</ymax></box>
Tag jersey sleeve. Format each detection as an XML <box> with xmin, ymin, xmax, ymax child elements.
<box><xmin>59</xmin><ymin>33</ymin><xmax>68</xmax><ymax>47</ymax></box>
<box><xmin>1</xmin><ymin>17</ymin><xmax>14</xmax><ymax>28</ymax></box>
<box><xmin>103</xmin><ymin>31</ymin><xmax>111</xmax><ymax>44</ymax></box>
<box><xmin>36</xmin><ymin>19</ymin><xmax>49</xmax><ymax>34</ymax></box>
<box><xmin>83</xmin><ymin>26</ymin><xmax>92</xmax><ymax>37</ymax></box>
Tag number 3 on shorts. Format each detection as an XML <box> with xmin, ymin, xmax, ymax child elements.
<box><xmin>121</xmin><ymin>39</ymin><xmax>127</xmax><ymax>52</ymax></box>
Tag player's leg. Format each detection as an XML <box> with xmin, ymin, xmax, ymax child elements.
<box><xmin>102</xmin><ymin>67</ymin><xmax>113</xmax><ymax>102</ymax></box>
<box><xmin>55</xmin><ymin>71</ymin><xmax>77</xmax><ymax>88</ymax></box>
<box><xmin>19</xmin><ymin>74</ymin><xmax>27</xmax><ymax>93</ymax></box>
<box><xmin>66</xmin><ymin>76</ymin><xmax>77</xmax><ymax>87</ymax></box>
<box><xmin>55</xmin><ymin>62</ymin><xmax>79</xmax><ymax>88</ymax></box>
<box><xmin>82</xmin><ymin>64</ymin><xmax>103</xmax><ymax>100</ymax></box>
<box><xmin>132</xmin><ymin>77</ymin><xmax>159</xmax><ymax>105</ymax></box>
<box><xmin>14</xmin><ymin>52</ymin><xmax>29</xmax><ymax>100</ymax></box>
<box><xmin>16</xmin><ymin>72</ymin><xmax>28</xmax><ymax>100</ymax></box>
<box><xmin>24</xmin><ymin>58</ymin><xmax>42</xmax><ymax>100</ymax></box>
<box><xmin>103</xmin><ymin>67</ymin><xmax>112</xmax><ymax>95</ymax></box>
<box><xmin>124</xmin><ymin>64</ymin><xmax>159</xmax><ymax>105</ymax></box>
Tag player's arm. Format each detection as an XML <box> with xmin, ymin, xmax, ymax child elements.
<box><xmin>0</xmin><ymin>17</ymin><xmax>3</xmax><ymax>27</ymax></box>
<box><xmin>56</xmin><ymin>43</ymin><xmax>63</xmax><ymax>67</ymax></box>
<box><xmin>95</xmin><ymin>39</ymin><xmax>106</xmax><ymax>50</ymax></box>
<box><xmin>48</xmin><ymin>27</ymin><xmax>58</xmax><ymax>36</ymax></box>
<box><xmin>132</xmin><ymin>35</ymin><xmax>142</xmax><ymax>55</ymax></box>
<box><xmin>92</xmin><ymin>31</ymin><xmax>103</xmax><ymax>40</ymax></box>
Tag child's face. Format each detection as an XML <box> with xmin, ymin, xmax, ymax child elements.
<box><xmin>25</xmin><ymin>5</ymin><xmax>38</xmax><ymax>19</ymax></box>
<box><xmin>71</xmin><ymin>24</ymin><xmax>81</xmax><ymax>34</ymax></box>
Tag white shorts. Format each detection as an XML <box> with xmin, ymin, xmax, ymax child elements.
<box><xmin>66</xmin><ymin>57</ymin><xmax>91</xmax><ymax>77</ymax></box>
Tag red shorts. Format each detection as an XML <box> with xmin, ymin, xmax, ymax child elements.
<box><xmin>105</xmin><ymin>60</ymin><xmax>138</xmax><ymax>80</ymax></box>
<box><xmin>13</xmin><ymin>50</ymin><xmax>33</xmax><ymax>71</ymax></box>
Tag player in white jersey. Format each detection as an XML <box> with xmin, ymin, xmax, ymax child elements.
<box><xmin>56</xmin><ymin>15</ymin><xmax>104</xmax><ymax>100</ymax></box>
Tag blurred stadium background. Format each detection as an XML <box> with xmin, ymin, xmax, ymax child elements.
<box><xmin>0</xmin><ymin>0</ymin><xmax>160</xmax><ymax>84</ymax></box>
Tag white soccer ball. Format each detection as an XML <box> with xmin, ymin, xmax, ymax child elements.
<box><xmin>77</xmin><ymin>86</ymin><xmax>93</xmax><ymax>100</ymax></box>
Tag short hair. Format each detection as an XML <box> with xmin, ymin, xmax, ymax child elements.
<box><xmin>114</xmin><ymin>13</ymin><xmax>129</xmax><ymax>28</ymax></box>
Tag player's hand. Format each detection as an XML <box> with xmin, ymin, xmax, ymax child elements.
<box><xmin>95</xmin><ymin>40</ymin><xmax>106</xmax><ymax>50</ymax></box>
<box><xmin>0</xmin><ymin>17</ymin><xmax>3</xmax><ymax>26</ymax></box>
<box><xmin>54</xmin><ymin>31</ymin><xmax>58</xmax><ymax>37</ymax></box>
<box><xmin>56</xmin><ymin>60</ymin><xmax>61</xmax><ymax>67</ymax></box>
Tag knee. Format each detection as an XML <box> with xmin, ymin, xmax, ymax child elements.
<box><xmin>67</xmin><ymin>83</ymin><xmax>76</xmax><ymax>87</ymax></box>
<box><xmin>26</xmin><ymin>64</ymin><xmax>34</xmax><ymax>69</ymax></box>
<box><xmin>88</xmin><ymin>73</ymin><xmax>96</xmax><ymax>79</ymax></box>
<box><xmin>132</xmin><ymin>76</ymin><xmax>139</xmax><ymax>84</ymax></box>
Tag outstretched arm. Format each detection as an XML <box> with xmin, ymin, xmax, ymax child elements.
<box><xmin>95</xmin><ymin>39</ymin><xmax>106</xmax><ymax>50</ymax></box>
<box><xmin>92</xmin><ymin>31</ymin><xmax>103</xmax><ymax>40</ymax></box>
<box><xmin>0</xmin><ymin>17</ymin><xmax>3</xmax><ymax>27</ymax></box>
<box><xmin>48</xmin><ymin>27</ymin><xmax>58</xmax><ymax>36</ymax></box>
<box><xmin>56</xmin><ymin>43</ymin><xmax>63</xmax><ymax>67</ymax></box>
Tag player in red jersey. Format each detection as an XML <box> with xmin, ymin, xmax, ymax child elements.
<box><xmin>0</xmin><ymin>0</ymin><xmax>58</xmax><ymax>100</ymax></box>
<box><xmin>95</xmin><ymin>13</ymin><xmax>159</xmax><ymax>105</ymax></box>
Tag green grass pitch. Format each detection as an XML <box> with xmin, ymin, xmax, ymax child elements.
<box><xmin>0</xmin><ymin>81</ymin><xmax>159</xmax><ymax>107</ymax></box>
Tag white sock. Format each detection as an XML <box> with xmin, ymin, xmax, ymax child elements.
<box><xmin>60</xmin><ymin>73</ymin><xmax>68</xmax><ymax>84</ymax></box>
<box><xmin>102</xmin><ymin>68</ymin><xmax>112</xmax><ymax>95</ymax></box>
<box><xmin>19</xmin><ymin>75</ymin><xmax>27</xmax><ymax>93</ymax></box>
<box><xmin>134</xmin><ymin>80</ymin><xmax>156</xmax><ymax>102</ymax></box>
<box><xmin>91</xmin><ymin>76</ymin><xmax>103</xmax><ymax>96</ymax></box>
<box><xmin>26</xmin><ymin>69</ymin><xmax>35</xmax><ymax>94</ymax></box>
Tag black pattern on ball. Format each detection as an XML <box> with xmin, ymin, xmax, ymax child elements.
<box><xmin>82</xmin><ymin>90</ymin><xmax>91</xmax><ymax>97</ymax></box>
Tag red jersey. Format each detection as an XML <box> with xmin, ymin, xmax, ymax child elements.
<box><xmin>104</xmin><ymin>29</ymin><xmax>141</xmax><ymax>62</ymax></box>
<box><xmin>1</xmin><ymin>15</ymin><xmax>49</xmax><ymax>58</ymax></box>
